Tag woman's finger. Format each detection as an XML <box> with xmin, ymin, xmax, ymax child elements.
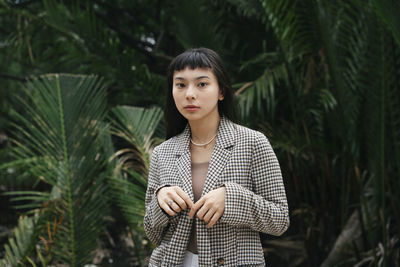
<box><xmin>196</xmin><ymin>202</ymin><xmax>209</xmax><ymax>220</ymax></box>
<box><xmin>207</xmin><ymin>212</ymin><xmax>221</xmax><ymax>228</ymax></box>
<box><xmin>202</xmin><ymin>208</ymin><xmax>215</xmax><ymax>223</ymax></box>
<box><xmin>172</xmin><ymin>195</ymin><xmax>188</xmax><ymax>211</ymax></box>
<box><xmin>175</xmin><ymin>187</ymin><xmax>194</xmax><ymax>209</ymax></box>
<box><xmin>168</xmin><ymin>200</ymin><xmax>182</xmax><ymax>213</ymax></box>
<box><xmin>189</xmin><ymin>197</ymin><xmax>204</xmax><ymax>218</ymax></box>
<box><xmin>161</xmin><ymin>202</ymin><xmax>176</xmax><ymax>216</ymax></box>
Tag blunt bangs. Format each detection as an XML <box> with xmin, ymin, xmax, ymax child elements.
<box><xmin>170</xmin><ymin>50</ymin><xmax>213</xmax><ymax>72</ymax></box>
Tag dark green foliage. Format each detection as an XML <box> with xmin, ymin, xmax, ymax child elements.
<box><xmin>2</xmin><ymin>74</ymin><xmax>110</xmax><ymax>266</ymax></box>
<box><xmin>1</xmin><ymin>0</ymin><xmax>399</xmax><ymax>266</ymax></box>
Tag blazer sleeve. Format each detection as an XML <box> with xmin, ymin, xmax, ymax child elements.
<box><xmin>143</xmin><ymin>146</ymin><xmax>170</xmax><ymax>245</ymax></box>
<box><xmin>220</xmin><ymin>131</ymin><xmax>289</xmax><ymax>236</ymax></box>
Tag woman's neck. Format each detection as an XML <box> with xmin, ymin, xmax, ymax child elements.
<box><xmin>188</xmin><ymin>114</ymin><xmax>220</xmax><ymax>144</ymax></box>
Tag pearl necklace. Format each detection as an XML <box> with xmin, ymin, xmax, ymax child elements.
<box><xmin>190</xmin><ymin>133</ymin><xmax>218</xmax><ymax>147</ymax></box>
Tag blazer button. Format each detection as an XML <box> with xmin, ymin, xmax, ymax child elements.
<box><xmin>217</xmin><ymin>257</ymin><xmax>224</xmax><ymax>266</ymax></box>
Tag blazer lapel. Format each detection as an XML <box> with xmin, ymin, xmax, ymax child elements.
<box><xmin>202</xmin><ymin>116</ymin><xmax>236</xmax><ymax>196</ymax></box>
<box><xmin>197</xmin><ymin>116</ymin><xmax>236</xmax><ymax>266</ymax></box>
<box><xmin>174</xmin><ymin>124</ymin><xmax>194</xmax><ymax>200</ymax></box>
<box><xmin>173</xmin><ymin>117</ymin><xmax>236</xmax><ymax>200</ymax></box>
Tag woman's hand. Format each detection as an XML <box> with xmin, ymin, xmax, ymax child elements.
<box><xmin>156</xmin><ymin>186</ymin><xmax>194</xmax><ymax>216</ymax></box>
<box><xmin>188</xmin><ymin>186</ymin><xmax>226</xmax><ymax>228</ymax></box>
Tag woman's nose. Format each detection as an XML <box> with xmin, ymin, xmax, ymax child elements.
<box><xmin>185</xmin><ymin>85</ymin><xmax>196</xmax><ymax>99</ymax></box>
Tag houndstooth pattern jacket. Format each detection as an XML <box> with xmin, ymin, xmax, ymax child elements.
<box><xmin>144</xmin><ymin>116</ymin><xmax>289</xmax><ymax>267</ymax></box>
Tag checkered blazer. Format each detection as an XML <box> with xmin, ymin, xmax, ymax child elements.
<box><xmin>144</xmin><ymin>116</ymin><xmax>289</xmax><ymax>267</ymax></box>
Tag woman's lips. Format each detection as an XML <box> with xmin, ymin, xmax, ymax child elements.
<box><xmin>184</xmin><ymin>105</ymin><xmax>199</xmax><ymax>112</ymax></box>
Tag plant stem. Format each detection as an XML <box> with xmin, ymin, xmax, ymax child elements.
<box><xmin>56</xmin><ymin>75</ymin><xmax>76</xmax><ymax>267</ymax></box>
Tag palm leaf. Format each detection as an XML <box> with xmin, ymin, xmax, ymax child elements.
<box><xmin>171</xmin><ymin>0</ymin><xmax>226</xmax><ymax>51</ymax></box>
<box><xmin>317</xmin><ymin>1</ymin><xmax>400</xmax><ymax>265</ymax></box>
<box><xmin>0</xmin><ymin>212</ymin><xmax>50</xmax><ymax>267</ymax></box>
<box><xmin>5</xmin><ymin>74</ymin><xmax>109</xmax><ymax>267</ymax></box>
<box><xmin>107</xmin><ymin>105</ymin><xmax>163</xmax><ymax>222</ymax></box>
<box><xmin>105</xmin><ymin>106</ymin><xmax>163</xmax><ymax>266</ymax></box>
<box><xmin>372</xmin><ymin>0</ymin><xmax>400</xmax><ymax>46</ymax></box>
<box><xmin>240</xmin><ymin>1</ymin><xmax>400</xmax><ymax>265</ymax></box>
<box><xmin>225</xmin><ymin>0</ymin><xmax>264</xmax><ymax>19</ymax></box>
<box><xmin>109</xmin><ymin>105</ymin><xmax>163</xmax><ymax>173</ymax></box>
<box><xmin>109</xmin><ymin>169</ymin><xmax>147</xmax><ymax>227</ymax></box>
<box><xmin>1</xmin><ymin>216</ymin><xmax>36</xmax><ymax>267</ymax></box>
<box><xmin>235</xmin><ymin>59</ymin><xmax>288</xmax><ymax>123</ymax></box>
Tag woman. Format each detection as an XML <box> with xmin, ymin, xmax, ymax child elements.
<box><xmin>144</xmin><ymin>48</ymin><xmax>289</xmax><ymax>267</ymax></box>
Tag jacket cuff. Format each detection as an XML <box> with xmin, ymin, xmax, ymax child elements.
<box><xmin>150</xmin><ymin>185</ymin><xmax>171</xmax><ymax>226</ymax></box>
<box><xmin>220</xmin><ymin>182</ymin><xmax>250</xmax><ymax>225</ymax></box>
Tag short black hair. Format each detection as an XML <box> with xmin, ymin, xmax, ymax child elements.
<box><xmin>165</xmin><ymin>47</ymin><xmax>238</xmax><ymax>139</ymax></box>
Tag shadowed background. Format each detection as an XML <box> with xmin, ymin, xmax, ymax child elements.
<box><xmin>0</xmin><ymin>0</ymin><xmax>399</xmax><ymax>266</ymax></box>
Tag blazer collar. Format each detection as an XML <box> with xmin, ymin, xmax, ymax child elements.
<box><xmin>173</xmin><ymin>115</ymin><xmax>236</xmax><ymax>156</ymax></box>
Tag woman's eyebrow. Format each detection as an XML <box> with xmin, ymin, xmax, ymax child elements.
<box><xmin>174</xmin><ymin>76</ymin><xmax>210</xmax><ymax>80</ymax></box>
<box><xmin>195</xmin><ymin>76</ymin><xmax>210</xmax><ymax>80</ymax></box>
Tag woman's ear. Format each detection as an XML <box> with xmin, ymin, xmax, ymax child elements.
<box><xmin>219</xmin><ymin>91</ymin><xmax>224</xmax><ymax>101</ymax></box>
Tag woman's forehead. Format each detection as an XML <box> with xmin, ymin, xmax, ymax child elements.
<box><xmin>173</xmin><ymin>67</ymin><xmax>215</xmax><ymax>79</ymax></box>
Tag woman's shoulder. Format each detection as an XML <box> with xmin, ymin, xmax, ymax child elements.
<box><xmin>152</xmin><ymin>133</ymin><xmax>183</xmax><ymax>154</ymax></box>
<box><xmin>230</xmin><ymin>122</ymin><xmax>275</xmax><ymax>157</ymax></box>
<box><xmin>230</xmin><ymin>121</ymin><xmax>268</xmax><ymax>142</ymax></box>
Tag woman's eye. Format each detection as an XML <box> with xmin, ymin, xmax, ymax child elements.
<box><xmin>176</xmin><ymin>83</ymin><xmax>185</xmax><ymax>88</ymax></box>
<box><xmin>198</xmin><ymin>82</ymin><xmax>207</xmax><ymax>88</ymax></box>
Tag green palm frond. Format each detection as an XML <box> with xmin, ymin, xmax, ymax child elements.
<box><xmin>109</xmin><ymin>169</ymin><xmax>147</xmax><ymax>226</ymax></box>
<box><xmin>1</xmin><ymin>216</ymin><xmax>36</xmax><ymax>267</ymax></box>
<box><xmin>372</xmin><ymin>0</ymin><xmax>400</xmax><ymax>46</ymax></box>
<box><xmin>386</xmin><ymin>62</ymin><xmax>400</xmax><ymax>225</ymax></box>
<box><xmin>107</xmin><ymin>168</ymin><xmax>149</xmax><ymax>267</ymax></box>
<box><xmin>109</xmin><ymin>105</ymin><xmax>163</xmax><ymax>173</ymax></box>
<box><xmin>224</xmin><ymin>0</ymin><xmax>264</xmax><ymax>19</ymax></box>
<box><xmin>235</xmin><ymin>61</ymin><xmax>288</xmax><ymax>122</ymax></box>
<box><xmin>5</xmin><ymin>191</ymin><xmax>52</xmax><ymax>211</ymax></box>
<box><xmin>239</xmin><ymin>1</ymin><xmax>323</xmax><ymax>129</ymax></box>
<box><xmin>317</xmin><ymin>1</ymin><xmax>400</xmax><ymax>264</ymax></box>
<box><xmin>106</xmin><ymin>106</ymin><xmax>163</xmax><ymax>266</ymax></box>
<box><xmin>4</xmin><ymin>74</ymin><xmax>109</xmax><ymax>266</ymax></box>
<box><xmin>171</xmin><ymin>0</ymin><xmax>227</xmax><ymax>51</ymax></box>
<box><xmin>108</xmin><ymin>105</ymin><xmax>163</xmax><ymax>222</ymax></box>
<box><xmin>0</xmin><ymin>212</ymin><xmax>51</xmax><ymax>267</ymax></box>
<box><xmin>260</xmin><ymin>0</ymin><xmax>315</xmax><ymax>62</ymax></box>
<box><xmin>236</xmin><ymin>1</ymin><xmax>400</xmax><ymax>265</ymax></box>
<box><xmin>39</xmin><ymin>0</ymin><xmax>119</xmax><ymax>56</ymax></box>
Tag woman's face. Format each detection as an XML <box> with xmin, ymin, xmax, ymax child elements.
<box><xmin>172</xmin><ymin>67</ymin><xmax>223</xmax><ymax>123</ymax></box>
